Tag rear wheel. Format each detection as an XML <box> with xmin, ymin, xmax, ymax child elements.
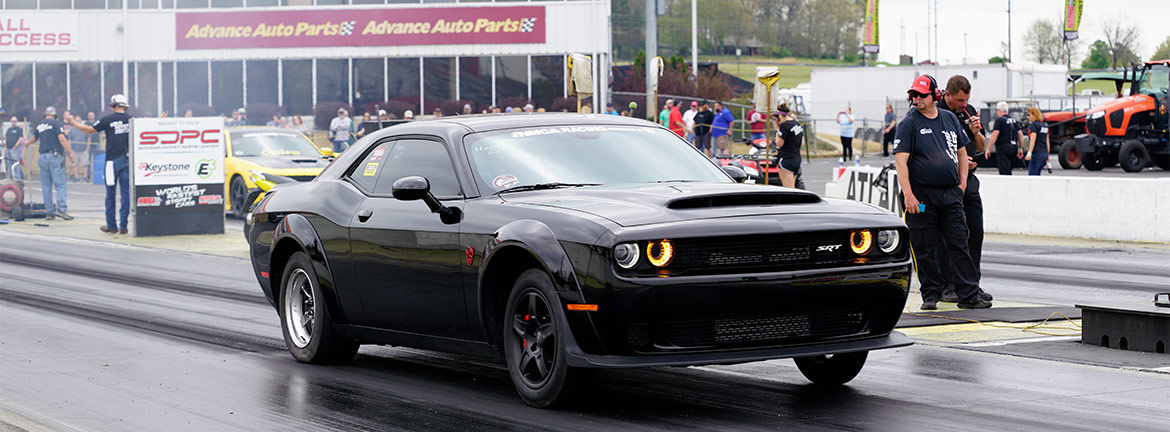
<box><xmin>230</xmin><ymin>175</ymin><xmax>248</xmax><ymax>219</ymax></box>
<box><xmin>504</xmin><ymin>269</ymin><xmax>577</xmax><ymax>408</ymax></box>
<box><xmin>1082</xmin><ymin>151</ymin><xmax>1107</xmax><ymax>171</ymax></box>
<box><xmin>793</xmin><ymin>351</ymin><xmax>869</xmax><ymax>385</ymax></box>
<box><xmin>280</xmin><ymin>251</ymin><xmax>359</xmax><ymax>364</ymax></box>
<box><xmin>1059</xmin><ymin>141</ymin><xmax>1082</xmax><ymax>170</ymax></box>
<box><xmin>1119</xmin><ymin>140</ymin><xmax>1150</xmax><ymax>172</ymax></box>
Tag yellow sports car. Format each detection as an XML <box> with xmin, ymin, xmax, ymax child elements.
<box><xmin>224</xmin><ymin>127</ymin><xmax>332</xmax><ymax>218</ymax></box>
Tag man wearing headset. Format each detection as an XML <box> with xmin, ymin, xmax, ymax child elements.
<box><xmin>893</xmin><ymin>75</ymin><xmax>992</xmax><ymax>310</ymax></box>
<box><xmin>67</xmin><ymin>94</ymin><xmax>132</xmax><ymax>234</ymax></box>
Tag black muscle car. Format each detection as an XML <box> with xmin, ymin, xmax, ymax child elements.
<box><xmin>245</xmin><ymin>113</ymin><xmax>913</xmax><ymax>407</ymax></box>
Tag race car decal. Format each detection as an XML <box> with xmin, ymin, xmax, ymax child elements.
<box><xmin>364</xmin><ymin>162</ymin><xmax>379</xmax><ymax>176</ymax></box>
<box><xmin>492</xmin><ymin>174</ymin><xmax>518</xmax><ymax>189</ymax></box>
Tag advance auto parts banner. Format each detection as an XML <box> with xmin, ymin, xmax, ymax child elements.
<box><xmin>131</xmin><ymin>117</ymin><xmax>226</xmax><ymax>237</ymax></box>
<box><xmin>176</xmin><ymin>6</ymin><xmax>544</xmax><ymax>50</ymax></box>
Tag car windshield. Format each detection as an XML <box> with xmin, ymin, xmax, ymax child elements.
<box><xmin>464</xmin><ymin>124</ymin><xmax>730</xmax><ymax>191</ymax></box>
<box><xmin>230</xmin><ymin>131</ymin><xmax>321</xmax><ymax>157</ymax></box>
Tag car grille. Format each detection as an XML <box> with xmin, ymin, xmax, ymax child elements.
<box><xmin>623</xmin><ymin>230</ymin><xmax>905</xmax><ymax>276</ymax></box>
<box><xmin>626</xmin><ymin>307</ymin><xmax>886</xmax><ymax>351</ymax></box>
<box><xmin>288</xmin><ymin>175</ymin><xmax>316</xmax><ymax>182</ymax></box>
<box><xmin>1087</xmin><ymin>116</ymin><xmax>1107</xmax><ymax>135</ymax></box>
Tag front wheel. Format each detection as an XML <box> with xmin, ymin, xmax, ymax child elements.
<box><xmin>1059</xmin><ymin>141</ymin><xmax>1082</xmax><ymax>170</ymax></box>
<box><xmin>230</xmin><ymin>175</ymin><xmax>249</xmax><ymax>219</ymax></box>
<box><xmin>1081</xmin><ymin>151</ymin><xmax>1107</xmax><ymax>171</ymax></box>
<box><xmin>279</xmin><ymin>251</ymin><xmax>359</xmax><ymax>364</ymax></box>
<box><xmin>504</xmin><ymin>269</ymin><xmax>577</xmax><ymax>408</ymax></box>
<box><xmin>793</xmin><ymin>351</ymin><xmax>868</xmax><ymax>385</ymax></box>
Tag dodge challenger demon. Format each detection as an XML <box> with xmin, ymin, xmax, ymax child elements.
<box><xmin>245</xmin><ymin>113</ymin><xmax>913</xmax><ymax>407</ymax></box>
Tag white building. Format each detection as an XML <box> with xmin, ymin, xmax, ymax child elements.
<box><xmin>0</xmin><ymin>1</ymin><xmax>611</xmax><ymax>120</ymax></box>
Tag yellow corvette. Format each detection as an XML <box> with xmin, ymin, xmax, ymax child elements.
<box><xmin>224</xmin><ymin>127</ymin><xmax>332</xmax><ymax>218</ymax></box>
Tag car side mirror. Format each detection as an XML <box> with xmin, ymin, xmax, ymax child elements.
<box><xmin>392</xmin><ymin>176</ymin><xmax>461</xmax><ymax>224</ymax></box>
<box><xmin>721</xmin><ymin>165</ymin><xmax>748</xmax><ymax>183</ymax></box>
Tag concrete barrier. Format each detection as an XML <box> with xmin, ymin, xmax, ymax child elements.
<box><xmin>823</xmin><ymin>165</ymin><xmax>1170</xmax><ymax>243</ymax></box>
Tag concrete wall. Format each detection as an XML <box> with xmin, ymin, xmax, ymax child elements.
<box><xmin>823</xmin><ymin>166</ymin><xmax>1170</xmax><ymax>243</ymax></box>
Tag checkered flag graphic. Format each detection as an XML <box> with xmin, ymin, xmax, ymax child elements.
<box><xmin>519</xmin><ymin>18</ymin><xmax>537</xmax><ymax>33</ymax></box>
<box><xmin>340</xmin><ymin>21</ymin><xmax>356</xmax><ymax>36</ymax></box>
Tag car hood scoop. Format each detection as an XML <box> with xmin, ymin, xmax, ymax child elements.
<box><xmin>507</xmin><ymin>183</ymin><xmax>836</xmax><ymax>227</ymax></box>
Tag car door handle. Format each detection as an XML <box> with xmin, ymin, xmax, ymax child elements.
<box><xmin>357</xmin><ymin>209</ymin><xmax>373</xmax><ymax>222</ymax></box>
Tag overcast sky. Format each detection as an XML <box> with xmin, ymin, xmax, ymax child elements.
<box><xmin>875</xmin><ymin>0</ymin><xmax>1170</xmax><ymax>66</ymax></box>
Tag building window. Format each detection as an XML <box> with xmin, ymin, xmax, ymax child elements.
<box><xmin>315</xmin><ymin>59</ymin><xmax>348</xmax><ymax>110</ymax></box>
<box><xmin>35</xmin><ymin>64</ymin><xmax>68</xmax><ymax>113</ymax></box>
<box><xmin>210</xmin><ymin>0</ymin><xmax>244</xmax><ymax>7</ymax></box>
<box><xmin>423</xmin><ymin>58</ymin><xmax>455</xmax><ymax>115</ymax></box>
<box><xmin>282</xmin><ymin>60</ymin><xmax>312</xmax><ymax>116</ymax></box>
<box><xmin>247</xmin><ymin>60</ymin><xmax>279</xmax><ymax>106</ymax></box>
<box><xmin>162</xmin><ymin>62</ymin><xmax>175</xmax><ymax>116</ymax></box>
<box><xmin>387</xmin><ymin>58</ymin><xmax>419</xmax><ymax>118</ymax></box>
<box><xmin>459</xmin><ymin>57</ymin><xmax>491</xmax><ymax>112</ymax></box>
<box><xmin>495</xmin><ymin>56</ymin><xmax>528</xmax><ymax>111</ymax></box>
<box><xmin>70</xmin><ymin>63</ymin><xmax>102</xmax><ymax>116</ymax></box>
<box><xmin>136</xmin><ymin>62</ymin><xmax>160</xmax><ymax>117</ymax></box>
<box><xmin>176</xmin><ymin>61</ymin><xmax>210</xmax><ymax>112</ymax></box>
<box><xmin>39</xmin><ymin>0</ymin><xmax>72</xmax><ymax>8</ymax></box>
<box><xmin>211</xmin><ymin>61</ymin><xmax>244</xmax><ymax>116</ymax></box>
<box><xmin>74</xmin><ymin>0</ymin><xmax>106</xmax><ymax>8</ymax></box>
<box><xmin>3</xmin><ymin>0</ymin><xmax>37</xmax><ymax>9</ymax></box>
<box><xmin>353</xmin><ymin>58</ymin><xmax>385</xmax><ymax>116</ymax></box>
<box><xmin>248</xmin><ymin>0</ymin><xmax>279</xmax><ymax>6</ymax></box>
<box><xmin>103</xmin><ymin>63</ymin><xmax>124</xmax><ymax>104</ymax></box>
<box><xmin>2</xmin><ymin>64</ymin><xmax>34</xmax><ymax>120</ymax></box>
<box><xmin>532</xmin><ymin>56</ymin><xmax>564</xmax><ymax>113</ymax></box>
<box><xmin>177</xmin><ymin>0</ymin><xmax>210</xmax><ymax>8</ymax></box>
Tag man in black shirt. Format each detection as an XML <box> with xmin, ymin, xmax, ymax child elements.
<box><xmin>692</xmin><ymin>101</ymin><xmax>715</xmax><ymax>157</ymax></box>
<box><xmin>935</xmin><ymin>75</ymin><xmax>993</xmax><ymax>304</ymax></box>
<box><xmin>893</xmin><ymin>75</ymin><xmax>991</xmax><ymax>310</ymax></box>
<box><xmin>4</xmin><ymin>116</ymin><xmax>25</xmax><ymax>180</ymax></box>
<box><xmin>27</xmin><ymin>107</ymin><xmax>75</xmax><ymax>220</ymax></box>
<box><xmin>882</xmin><ymin>104</ymin><xmax>896</xmax><ymax>157</ymax></box>
<box><xmin>988</xmin><ymin>101</ymin><xmax>1025</xmax><ymax>175</ymax></box>
<box><xmin>68</xmin><ymin>94</ymin><xmax>132</xmax><ymax>234</ymax></box>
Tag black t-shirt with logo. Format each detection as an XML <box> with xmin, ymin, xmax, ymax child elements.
<box><xmin>692</xmin><ymin>110</ymin><xmax>714</xmax><ymax>136</ymax></box>
<box><xmin>1029</xmin><ymin>122</ymin><xmax>1049</xmax><ymax>156</ymax></box>
<box><xmin>993</xmin><ymin>115</ymin><xmax>1017</xmax><ymax>148</ymax></box>
<box><xmin>93</xmin><ymin>112</ymin><xmax>132</xmax><ymax>159</ymax></box>
<box><xmin>775</xmin><ymin>119</ymin><xmax>803</xmax><ymax>158</ymax></box>
<box><xmin>5</xmin><ymin>126</ymin><xmax>21</xmax><ymax>150</ymax></box>
<box><xmin>893</xmin><ymin>109</ymin><xmax>971</xmax><ymax>188</ymax></box>
<box><xmin>35</xmin><ymin>118</ymin><xmax>66</xmax><ymax>154</ymax></box>
<box><xmin>937</xmin><ymin>103</ymin><xmax>980</xmax><ymax>156</ymax></box>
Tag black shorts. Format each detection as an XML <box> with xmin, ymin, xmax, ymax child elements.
<box><xmin>778</xmin><ymin>156</ymin><xmax>801</xmax><ymax>172</ymax></box>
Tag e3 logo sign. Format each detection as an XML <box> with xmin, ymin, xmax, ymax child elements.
<box><xmin>139</xmin><ymin>129</ymin><xmax>221</xmax><ymax>145</ymax></box>
<box><xmin>196</xmin><ymin>159</ymin><xmax>216</xmax><ymax>179</ymax></box>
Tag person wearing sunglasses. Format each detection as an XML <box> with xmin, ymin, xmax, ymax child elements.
<box><xmin>893</xmin><ymin>75</ymin><xmax>992</xmax><ymax>311</ymax></box>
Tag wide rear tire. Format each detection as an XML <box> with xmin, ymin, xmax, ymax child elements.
<box><xmin>1119</xmin><ymin>140</ymin><xmax>1149</xmax><ymax>172</ymax></box>
<box><xmin>279</xmin><ymin>251</ymin><xmax>359</xmax><ymax>364</ymax></box>
<box><xmin>794</xmin><ymin>351</ymin><xmax>869</xmax><ymax>385</ymax></box>
<box><xmin>504</xmin><ymin>269</ymin><xmax>578</xmax><ymax>408</ymax></box>
<box><xmin>1058</xmin><ymin>141</ymin><xmax>1082</xmax><ymax>170</ymax></box>
<box><xmin>1081</xmin><ymin>151</ymin><xmax>1106</xmax><ymax>171</ymax></box>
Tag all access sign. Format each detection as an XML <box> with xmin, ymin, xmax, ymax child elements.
<box><xmin>0</xmin><ymin>14</ymin><xmax>78</xmax><ymax>52</ymax></box>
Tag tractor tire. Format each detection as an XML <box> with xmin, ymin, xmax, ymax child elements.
<box><xmin>1119</xmin><ymin>140</ymin><xmax>1150</xmax><ymax>172</ymax></box>
<box><xmin>1059</xmin><ymin>141</ymin><xmax>1082</xmax><ymax>170</ymax></box>
<box><xmin>1082</xmin><ymin>151</ymin><xmax>1107</xmax><ymax>171</ymax></box>
<box><xmin>1154</xmin><ymin>154</ymin><xmax>1170</xmax><ymax>171</ymax></box>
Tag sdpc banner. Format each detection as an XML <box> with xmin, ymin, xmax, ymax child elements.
<box><xmin>130</xmin><ymin>117</ymin><xmax>226</xmax><ymax>237</ymax></box>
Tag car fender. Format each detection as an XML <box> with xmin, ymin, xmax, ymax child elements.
<box><xmin>481</xmin><ymin>219</ymin><xmax>584</xmax><ymax>293</ymax></box>
<box><xmin>271</xmin><ymin>213</ymin><xmax>350</xmax><ymax>324</ymax></box>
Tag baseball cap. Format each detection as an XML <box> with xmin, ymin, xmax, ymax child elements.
<box><xmin>109</xmin><ymin>94</ymin><xmax>129</xmax><ymax>108</ymax></box>
<box><xmin>237</xmin><ymin>107</ymin><xmax>246</xmax><ymax>114</ymax></box>
<box><xmin>378</xmin><ymin>109</ymin><xmax>387</xmax><ymax>117</ymax></box>
<box><xmin>908</xmin><ymin>75</ymin><xmax>934</xmax><ymax>95</ymax></box>
<box><xmin>44</xmin><ymin>106</ymin><xmax>57</xmax><ymax>116</ymax></box>
<box><xmin>523</xmin><ymin>104</ymin><xmax>534</xmax><ymax>111</ymax></box>
<box><xmin>463</xmin><ymin>104</ymin><xmax>472</xmax><ymax>111</ymax></box>
<box><xmin>690</xmin><ymin>101</ymin><xmax>698</xmax><ymax>107</ymax></box>
<box><xmin>404</xmin><ymin>110</ymin><xmax>413</xmax><ymax>119</ymax></box>
<box><xmin>337</xmin><ymin>107</ymin><xmax>347</xmax><ymax>114</ymax></box>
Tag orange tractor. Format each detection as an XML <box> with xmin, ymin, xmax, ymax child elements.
<box><xmin>1050</xmin><ymin>60</ymin><xmax>1169</xmax><ymax>172</ymax></box>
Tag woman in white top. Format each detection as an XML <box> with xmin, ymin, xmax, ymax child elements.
<box><xmin>837</xmin><ymin>107</ymin><xmax>855</xmax><ymax>161</ymax></box>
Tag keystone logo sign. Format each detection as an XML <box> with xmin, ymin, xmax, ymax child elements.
<box><xmin>139</xmin><ymin>161</ymin><xmax>192</xmax><ymax>177</ymax></box>
<box><xmin>176</xmin><ymin>6</ymin><xmax>545</xmax><ymax>50</ymax></box>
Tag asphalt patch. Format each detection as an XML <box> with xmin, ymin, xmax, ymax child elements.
<box><xmin>896</xmin><ymin>306</ymin><xmax>1082</xmax><ymax>328</ymax></box>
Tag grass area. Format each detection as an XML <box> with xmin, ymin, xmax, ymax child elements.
<box><xmin>615</xmin><ymin>55</ymin><xmax>854</xmax><ymax>90</ymax></box>
<box><xmin>1070</xmin><ymin>80</ymin><xmax>1129</xmax><ymax>97</ymax></box>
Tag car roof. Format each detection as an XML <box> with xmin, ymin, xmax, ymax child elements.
<box><xmin>369</xmin><ymin>113</ymin><xmax>659</xmax><ymax>136</ymax></box>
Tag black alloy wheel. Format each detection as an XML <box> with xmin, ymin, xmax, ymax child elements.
<box><xmin>279</xmin><ymin>251</ymin><xmax>359</xmax><ymax>364</ymax></box>
<box><xmin>793</xmin><ymin>351</ymin><xmax>869</xmax><ymax>385</ymax></box>
<box><xmin>230</xmin><ymin>175</ymin><xmax>249</xmax><ymax>219</ymax></box>
<box><xmin>1119</xmin><ymin>140</ymin><xmax>1149</xmax><ymax>172</ymax></box>
<box><xmin>504</xmin><ymin>269</ymin><xmax>577</xmax><ymax>408</ymax></box>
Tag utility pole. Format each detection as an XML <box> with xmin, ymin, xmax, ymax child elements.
<box><xmin>645</xmin><ymin>0</ymin><xmax>657</xmax><ymax>120</ymax></box>
<box><xmin>933</xmin><ymin>0</ymin><xmax>938</xmax><ymax>65</ymax></box>
<box><xmin>691</xmin><ymin>0</ymin><xmax>697</xmax><ymax>78</ymax></box>
<box><xmin>925</xmin><ymin>0</ymin><xmax>930</xmax><ymax>62</ymax></box>
<box><xmin>1007</xmin><ymin>0</ymin><xmax>1012</xmax><ymax>62</ymax></box>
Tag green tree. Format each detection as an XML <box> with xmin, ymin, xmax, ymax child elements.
<box><xmin>1082</xmin><ymin>40</ymin><xmax>1111</xmax><ymax>69</ymax></box>
<box><xmin>1099</xmin><ymin>17</ymin><xmax>1142</xmax><ymax>68</ymax></box>
<box><xmin>988</xmin><ymin>56</ymin><xmax>1006</xmax><ymax>64</ymax></box>
<box><xmin>1152</xmin><ymin>36</ymin><xmax>1170</xmax><ymax>61</ymax></box>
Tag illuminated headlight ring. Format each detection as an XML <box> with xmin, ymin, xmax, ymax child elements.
<box><xmin>646</xmin><ymin>239</ymin><xmax>674</xmax><ymax>267</ymax></box>
<box><xmin>850</xmin><ymin>230</ymin><xmax>873</xmax><ymax>255</ymax></box>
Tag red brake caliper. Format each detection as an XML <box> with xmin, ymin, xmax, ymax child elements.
<box><xmin>523</xmin><ymin>314</ymin><xmax>530</xmax><ymax>348</ymax></box>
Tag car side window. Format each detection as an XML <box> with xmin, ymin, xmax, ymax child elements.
<box><xmin>350</xmin><ymin>141</ymin><xmax>393</xmax><ymax>193</ymax></box>
<box><xmin>372</xmin><ymin>139</ymin><xmax>461</xmax><ymax>197</ymax></box>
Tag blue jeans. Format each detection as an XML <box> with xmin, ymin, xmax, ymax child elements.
<box><xmin>5</xmin><ymin>147</ymin><xmax>23</xmax><ymax>180</ymax></box>
<box><xmin>333</xmin><ymin>140</ymin><xmax>349</xmax><ymax>153</ymax></box>
<box><xmin>107</xmin><ymin>155</ymin><xmax>130</xmax><ymax>230</ymax></box>
<box><xmin>750</xmin><ymin>132</ymin><xmax>766</xmax><ymax>142</ymax></box>
<box><xmin>38</xmin><ymin>153</ymin><xmax>67</xmax><ymax>214</ymax></box>
<box><xmin>1027</xmin><ymin>153</ymin><xmax>1048</xmax><ymax>176</ymax></box>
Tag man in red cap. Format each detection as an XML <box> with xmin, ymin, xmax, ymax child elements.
<box><xmin>893</xmin><ymin>74</ymin><xmax>992</xmax><ymax>310</ymax></box>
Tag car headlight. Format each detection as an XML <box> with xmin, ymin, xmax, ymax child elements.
<box><xmin>850</xmin><ymin>230</ymin><xmax>873</xmax><ymax>255</ymax></box>
<box><xmin>646</xmin><ymin>239</ymin><xmax>674</xmax><ymax>267</ymax></box>
<box><xmin>742</xmin><ymin>166</ymin><xmax>760</xmax><ymax>176</ymax></box>
<box><xmin>877</xmin><ymin>229</ymin><xmax>900</xmax><ymax>254</ymax></box>
<box><xmin>1089</xmin><ymin>110</ymin><xmax>1105</xmax><ymax>120</ymax></box>
<box><xmin>614</xmin><ymin>243</ymin><xmax>640</xmax><ymax>269</ymax></box>
<box><xmin>249</xmin><ymin>169</ymin><xmax>267</xmax><ymax>182</ymax></box>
